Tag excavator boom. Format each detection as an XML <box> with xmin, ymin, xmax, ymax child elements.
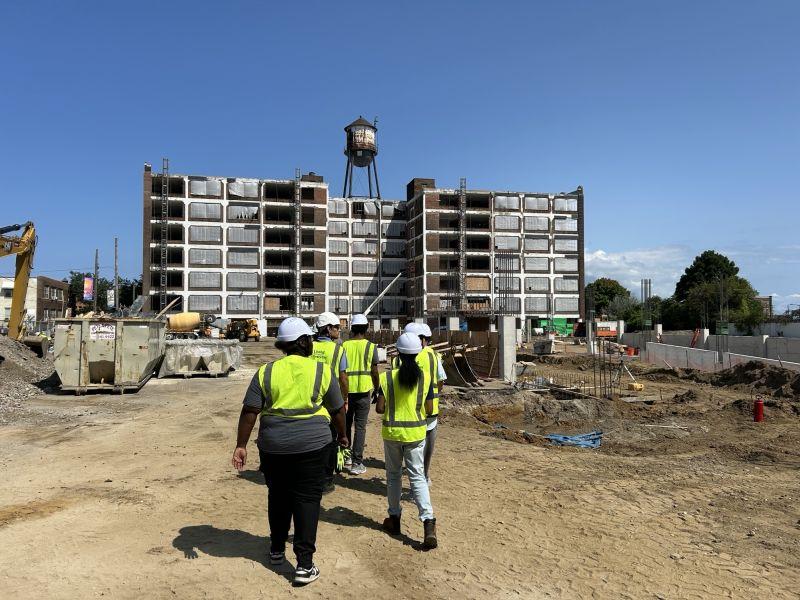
<box><xmin>1</xmin><ymin>221</ymin><xmax>36</xmax><ymax>340</ymax></box>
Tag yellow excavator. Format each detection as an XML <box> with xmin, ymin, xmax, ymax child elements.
<box><xmin>1</xmin><ymin>221</ymin><xmax>36</xmax><ymax>340</ymax></box>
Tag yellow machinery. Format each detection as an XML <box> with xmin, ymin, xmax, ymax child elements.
<box><xmin>226</xmin><ymin>318</ymin><xmax>260</xmax><ymax>342</ymax></box>
<box><xmin>0</xmin><ymin>222</ymin><xmax>36</xmax><ymax>340</ymax></box>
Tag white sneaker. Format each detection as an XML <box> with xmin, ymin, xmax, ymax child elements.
<box><xmin>344</xmin><ymin>457</ymin><xmax>352</xmax><ymax>469</ymax></box>
<box><xmin>294</xmin><ymin>564</ymin><xmax>320</xmax><ymax>585</ymax></box>
<box><xmin>349</xmin><ymin>462</ymin><xmax>367</xmax><ymax>475</ymax></box>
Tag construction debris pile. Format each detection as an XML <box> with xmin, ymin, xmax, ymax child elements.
<box><xmin>0</xmin><ymin>336</ymin><xmax>58</xmax><ymax>422</ymax></box>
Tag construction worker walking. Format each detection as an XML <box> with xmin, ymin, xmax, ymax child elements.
<box><xmin>311</xmin><ymin>311</ymin><xmax>349</xmax><ymax>494</ymax></box>
<box><xmin>341</xmin><ymin>314</ymin><xmax>379</xmax><ymax>475</ymax></box>
<box><xmin>232</xmin><ymin>317</ymin><xmax>348</xmax><ymax>586</ymax></box>
<box><xmin>396</xmin><ymin>323</ymin><xmax>447</xmax><ymax>486</ymax></box>
<box><xmin>376</xmin><ymin>332</ymin><xmax>437</xmax><ymax>549</ymax></box>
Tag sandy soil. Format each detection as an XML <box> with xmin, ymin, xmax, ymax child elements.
<box><xmin>1</xmin><ymin>347</ymin><xmax>799</xmax><ymax>599</ymax></box>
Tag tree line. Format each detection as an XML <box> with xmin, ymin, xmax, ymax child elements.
<box><xmin>64</xmin><ymin>271</ymin><xmax>142</xmax><ymax>314</ymax></box>
<box><xmin>586</xmin><ymin>250</ymin><xmax>764</xmax><ymax>333</ymax></box>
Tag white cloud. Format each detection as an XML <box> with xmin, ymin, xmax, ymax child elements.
<box><xmin>584</xmin><ymin>245</ymin><xmax>692</xmax><ymax>298</ymax></box>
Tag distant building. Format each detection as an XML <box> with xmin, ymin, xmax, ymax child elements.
<box><xmin>755</xmin><ymin>295</ymin><xmax>773</xmax><ymax>319</ymax></box>
<box><xmin>0</xmin><ymin>276</ymin><xmax>68</xmax><ymax>332</ymax></box>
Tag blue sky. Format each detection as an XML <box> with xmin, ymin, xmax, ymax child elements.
<box><xmin>2</xmin><ymin>1</ymin><xmax>798</xmax><ymax>309</ymax></box>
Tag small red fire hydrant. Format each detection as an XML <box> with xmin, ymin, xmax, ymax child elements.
<box><xmin>753</xmin><ymin>396</ymin><xmax>764</xmax><ymax>422</ymax></box>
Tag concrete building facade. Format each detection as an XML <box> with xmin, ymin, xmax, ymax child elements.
<box><xmin>142</xmin><ymin>167</ymin><xmax>585</xmax><ymax>332</ymax></box>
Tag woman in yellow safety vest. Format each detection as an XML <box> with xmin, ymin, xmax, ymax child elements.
<box><xmin>232</xmin><ymin>317</ymin><xmax>349</xmax><ymax>586</ymax></box>
<box><xmin>375</xmin><ymin>332</ymin><xmax>437</xmax><ymax>549</ymax></box>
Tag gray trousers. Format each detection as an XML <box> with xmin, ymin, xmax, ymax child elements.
<box><xmin>346</xmin><ymin>392</ymin><xmax>371</xmax><ymax>464</ymax></box>
<box><xmin>423</xmin><ymin>422</ymin><xmax>437</xmax><ymax>480</ymax></box>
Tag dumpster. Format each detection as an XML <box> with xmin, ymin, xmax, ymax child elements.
<box><xmin>53</xmin><ymin>318</ymin><xmax>166</xmax><ymax>394</ymax></box>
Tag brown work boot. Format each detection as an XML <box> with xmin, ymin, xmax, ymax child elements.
<box><xmin>382</xmin><ymin>515</ymin><xmax>401</xmax><ymax>535</ymax></box>
<box><xmin>423</xmin><ymin>518</ymin><xmax>437</xmax><ymax>549</ymax></box>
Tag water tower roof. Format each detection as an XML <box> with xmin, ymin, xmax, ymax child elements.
<box><xmin>345</xmin><ymin>116</ymin><xmax>375</xmax><ymax>130</ymax></box>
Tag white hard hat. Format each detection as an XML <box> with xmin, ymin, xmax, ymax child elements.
<box><xmin>315</xmin><ymin>311</ymin><xmax>340</xmax><ymax>328</ymax></box>
<box><xmin>276</xmin><ymin>317</ymin><xmax>314</xmax><ymax>342</ymax></box>
<box><xmin>418</xmin><ymin>323</ymin><xmax>432</xmax><ymax>337</ymax></box>
<box><xmin>396</xmin><ymin>332</ymin><xmax>423</xmax><ymax>354</ymax></box>
<box><xmin>403</xmin><ymin>322</ymin><xmax>423</xmax><ymax>335</ymax></box>
<box><xmin>351</xmin><ymin>314</ymin><xmax>369</xmax><ymax>326</ymax></box>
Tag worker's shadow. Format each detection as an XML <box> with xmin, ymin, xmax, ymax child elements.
<box><xmin>335</xmin><ymin>475</ymin><xmax>386</xmax><ymax>496</ymax></box>
<box><xmin>172</xmin><ymin>525</ymin><xmax>293</xmax><ymax>582</ymax></box>
<box><xmin>236</xmin><ymin>469</ymin><xmax>264</xmax><ymax>484</ymax></box>
<box><xmin>319</xmin><ymin>506</ymin><xmax>423</xmax><ymax>550</ymax></box>
<box><xmin>362</xmin><ymin>457</ymin><xmax>385</xmax><ymax>469</ymax></box>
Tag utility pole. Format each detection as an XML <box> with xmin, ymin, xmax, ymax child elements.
<box><xmin>114</xmin><ymin>237</ymin><xmax>119</xmax><ymax>312</ymax></box>
<box><xmin>93</xmin><ymin>248</ymin><xmax>99</xmax><ymax>313</ymax></box>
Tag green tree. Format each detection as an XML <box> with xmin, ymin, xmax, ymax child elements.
<box><xmin>586</xmin><ymin>278</ymin><xmax>631</xmax><ymax>314</ymax></box>
<box><xmin>674</xmin><ymin>250</ymin><xmax>738</xmax><ymax>301</ymax></box>
<box><xmin>63</xmin><ymin>272</ymin><xmax>141</xmax><ymax>313</ymax></box>
<box><xmin>684</xmin><ymin>275</ymin><xmax>763</xmax><ymax>332</ymax></box>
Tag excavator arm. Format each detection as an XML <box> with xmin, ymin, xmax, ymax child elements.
<box><xmin>0</xmin><ymin>222</ymin><xmax>36</xmax><ymax>340</ymax></box>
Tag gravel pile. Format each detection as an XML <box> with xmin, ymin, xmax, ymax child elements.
<box><xmin>0</xmin><ymin>336</ymin><xmax>59</xmax><ymax>423</ymax></box>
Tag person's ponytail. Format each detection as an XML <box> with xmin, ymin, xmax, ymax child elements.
<box><xmin>397</xmin><ymin>353</ymin><xmax>420</xmax><ymax>389</ymax></box>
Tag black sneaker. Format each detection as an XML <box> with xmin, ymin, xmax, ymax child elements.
<box><xmin>269</xmin><ymin>551</ymin><xmax>285</xmax><ymax>565</ymax></box>
<box><xmin>293</xmin><ymin>564</ymin><xmax>320</xmax><ymax>585</ymax></box>
<box><xmin>322</xmin><ymin>481</ymin><xmax>336</xmax><ymax>495</ymax></box>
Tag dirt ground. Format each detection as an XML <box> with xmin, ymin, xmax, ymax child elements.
<box><xmin>1</xmin><ymin>346</ymin><xmax>799</xmax><ymax>599</ymax></box>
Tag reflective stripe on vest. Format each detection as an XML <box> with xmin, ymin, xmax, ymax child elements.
<box><xmin>380</xmin><ymin>368</ymin><xmax>428</xmax><ymax>443</ymax></box>
<box><xmin>344</xmin><ymin>339</ymin><xmax>375</xmax><ymax>393</ymax></box>
<box><xmin>425</xmin><ymin>349</ymin><xmax>440</xmax><ymax>417</ymax></box>
<box><xmin>258</xmin><ymin>358</ymin><xmax>329</xmax><ymax>420</ymax></box>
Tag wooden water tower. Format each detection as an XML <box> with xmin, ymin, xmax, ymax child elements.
<box><xmin>343</xmin><ymin>116</ymin><xmax>381</xmax><ymax>198</ymax></box>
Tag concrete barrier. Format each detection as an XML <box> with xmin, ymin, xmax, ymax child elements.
<box><xmin>645</xmin><ymin>343</ymin><xmax>720</xmax><ymax>371</ymax></box>
<box><xmin>706</xmin><ymin>335</ymin><xmax>767</xmax><ymax>358</ymax></box>
<box><xmin>765</xmin><ymin>337</ymin><xmax>800</xmax><ymax>363</ymax></box>
<box><xmin>722</xmin><ymin>352</ymin><xmax>800</xmax><ymax>373</ymax></box>
<box><xmin>661</xmin><ymin>332</ymin><xmax>694</xmax><ymax>347</ymax></box>
<box><xmin>731</xmin><ymin>322</ymin><xmax>800</xmax><ymax>338</ymax></box>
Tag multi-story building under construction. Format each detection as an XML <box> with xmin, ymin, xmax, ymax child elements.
<box><xmin>142</xmin><ymin>120</ymin><xmax>584</xmax><ymax>333</ymax></box>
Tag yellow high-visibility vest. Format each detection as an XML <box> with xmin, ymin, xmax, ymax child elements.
<box><xmin>343</xmin><ymin>338</ymin><xmax>376</xmax><ymax>394</ymax></box>
<box><xmin>379</xmin><ymin>367</ymin><xmax>431</xmax><ymax>443</ymax></box>
<box><xmin>393</xmin><ymin>348</ymin><xmax>440</xmax><ymax>416</ymax></box>
<box><xmin>311</xmin><ymin>339</ymin><xmax>344</xmax><ymax>373</ymax></box>
<box><xmin>258</xmin><ymin>355</ymin><xmax>331</xmax><ymax>421</ymax></box>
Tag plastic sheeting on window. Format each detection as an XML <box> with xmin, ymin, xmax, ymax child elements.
<box><xmin>189</xmin><ymin>202</ymin><xmax>222</xmax><ymax>220</ymax></box>
<box><xmin>327</xmin><ymin>200</ymin><xmax>348</xmax><ymax>215</ymax></box>
<box><xmin>189</xmin><ymin>248</ymin><xmax>221</xmax><ymax>265</ymax></box>
<box><xmin>494</xmin><ymin>236</ymin><xmax>520</xmax><ymax>250</ymax></box>
<box><xmin>554</xmin><ymin>257</ymin><xmax>578</xmax><ymax>272</ymax></box>
<box><xmin>188</xmin><ymin>295</ymin><xmax>221</xmax><ymax>311</ymax></box>
<box><xmin>494</xmin><ymin>277</ymin><xmax>521</xmax><ymax>292</ymax></box>
<box><xmin>227</xmin><ymin>295</ymin><xmax>259</xmax><ymax>312</ymax></box>
<box><xmin>352</xmin><ymin>279</ymin><xmax>379</xmax><ymax>294</ymax></box>
<box><xmin>382</xmin><ymin>204</ymin><xmax>396</xmax><ymax>218</ymax></box>
<box><xmin>329</xmin><ymin>279</ymin><xmax>348</xmax><ymax>294</ymax></box>
<box><xmin>554</xmin><ymin>218</ymin><xmax>578</xmax><ymax>232</ymax></box>
<box><xmin>352</xmin><ymin>241</ymin><xmax>378</xmax><ymax>255</ymax></box>
<box><xmin>554</xmin><ymin>237</ymin><xmax>578</xmax><ymax>252</ymax></box>
<box><xmin>524</xmin><ymin>196</ymin><xmax>549</xmax><ymax>211</ymax></box>
<box><xmin>554</xmin><ymin>197</ymin><xmax>578</xmax><ymax>212</ymax></box>
<box><xmin>228</xmin><ymin>249</ymin><xmax>259</xmax><ymax>267</ymax></box>
<box><xmin>228</xmin><ymin>180</ymin><xmax>258</xmax><ymax>198</ymax></box>
<box><xmin>328</xmin><ymin>240</ymin><xmax>348</xmax><ymax>255</ymax></box>
<box><xmin>382</xmin><ymin>241</ymin><xmax>405</xmax><ymax>257</ymax></box>
<box><xmin>554</xmin><ymin>277</ymin><xmax>579</xmax><ymax>292</ymax></box>
<box><xmin>228</xmin><ymin>204</ymin><xmax>259</xmax><ymax>220</ymax></box>
<box><xmin>350</xmin><ymin>297</ymin><xmax>371</xmax><ymax>313</ymax></box>
<box><xmin>189</xmin><ymin>272</ymin><xmax>222</xmax><ymax>289</ymax></box>
<box><xmin>352</xmin><ymin>260</ymin><xmax>378</xmax><ymax>275</ymax></box>
<box><xmin>189</xmin><ymin>225</ymin><xmax>222</xmax><ymax>243</ymax></box>
<box><xmin>328</xmin><ymin>221</ymin><xmax>348</xmax><ymax>235</ymax></box>
<box><xmin>382</xmin><ymin>260</ymin><xmax>403</xmax><ymax>275</ymax></box>
<box><xmin>525</xmin><ymin>296</ymin><xmax>549</xmax><ymax>313</ymax></box>
<box><xmin>362</xmin><ymin>202</ymin><xmax>378</xmax><ymax>216</ymax></box>
<box><xmin>494</xmin><ymin>195</ymin><xmax>520</xmax><ymax>210</ymax></box>
<box><xmin>495</xmin><ymin>257</ymin><xmax>521</xmax><ymax>271</ymax></box>
<box><xmin>555</xmin><ymin>297</ymin><xmax>579</xmax><ymax>312</ymax></box>
<box><xmin>227</xmin><ymin>272</ymin><xmax>258</xmax><ymax>289</ymax></box>
<box><xmin>228</xmin><ymin>226</ymin><xmax>259</xmax><ymax>244</ymax></box>
<box><xmin>382</xmin><ymin>221</ymin><xmax>405</xmax><ymax>237</ymax></box>
<box><xmin>525</xmin><ymin>277</ymin><xmax>550</xmax><ymax>292</ymax></box>
<box><xmin>329</xmin><ymin>298</ymin><xmax>349</xmax><ymax>313</ymax></box>
<box><xmin>525</xmin><ymin>257</ymin><xmax>549</xmax><ymax>272</ymax></box>
<box><xmin>494</xmin><ymin>297</ymin><xmax>521</xmax><ymax>312</ymax></box>
<box><xmin>353</xmin><ymin>222</ymin><xmax>378</xmax><ymax>236</ymax></box>
<box><xmin>524</xmin><ymin>236</ymin><xmax>549</xmax><ymax>251</ymax></box>
<box><xmin>328</xmin><ymin>260</ymin><xmax>348</xmax><ymax>275</ymax></box>
<box><xmin>190</xmin><ymin>179</ymin><xmax>222</xmax><ymax>196</ymax></box>
<box><xmin>524</xmin><ymin>216</ymin><xmax>549</xmax><ymax>232</ymax></box>
<box><xmin>494</xmin><ymin>215</ymin><xmax>520</xmax><ymax>230</ymax></box>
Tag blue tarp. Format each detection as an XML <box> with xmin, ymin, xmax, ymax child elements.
<box><xmin>545</xmin><ymin>430</ymin><xmax>603</xmax><ymax>449</ymax></box>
